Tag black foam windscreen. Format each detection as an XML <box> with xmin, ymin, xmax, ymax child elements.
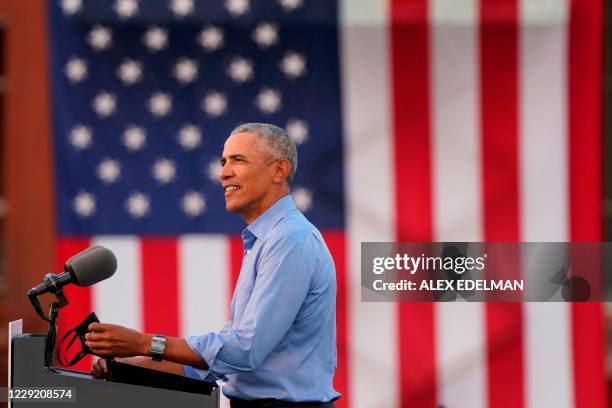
<box><xmin>64</xmin><ymin>245</ymin><xmax>117</xmax><ymax>286</ymax></box>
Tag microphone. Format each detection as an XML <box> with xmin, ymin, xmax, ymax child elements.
<box><xmin>28</xmin><ymin>245</ymin><xmax>117</xmax><ymax>297</ymax></box>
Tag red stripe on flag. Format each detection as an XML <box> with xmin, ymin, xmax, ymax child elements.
<box><xmin>322</xmin><ymin>231</ymin><xmax>348</xmax><ymax>408</ymax></box>
<box><xmin>479</xmin><ymin>1</ymin><xmax>525</xmax><ymax>407</ymax></box>
<box><xmin>56</xmin><ymin>238</ymin><xmax>92</xmax><ymax>372</ymax></box>
<box><xmin>568</xmin><ymin>1</ymin><xmax>608</xmax><ymax>407</ymax></box>
<box><xmin>228</xmin><ymin>235</ymin><xmax>243</xmax><ymax>317</ymax></box>
<box><xmin>480</xmin><ymin>1</ymin><xmax>520</xmax><ymax>240</ymax></box>
<box><xmin>571</xmin><ymin>303</ymin><xmax>608</xmax><ymax>408</ymax></box>
<box><xmin>391</xmin><ymin>1</ymin><xmax>437</xmax><ymax>407</ymax></box>
<box><xmin>140</xmin><ymin>238</ymin><xmax>179</xmax><ymax>336</ymax></box>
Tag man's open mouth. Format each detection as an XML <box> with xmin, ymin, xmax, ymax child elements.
<box><xmin>224</xmin><ymin>185</ymin><xmax>240</xmax><ymax>196</ymax></box>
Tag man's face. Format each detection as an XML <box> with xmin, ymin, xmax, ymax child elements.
<box><xmin>220</xmin><ymin>132</ymin><xmax>276</xmax><ymax>218</ymax></box>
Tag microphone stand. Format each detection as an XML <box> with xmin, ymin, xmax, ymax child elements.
<box><xmin>28</xmin><ymin>283</ymin><xmax>69</xmax><ymax>369</ymax></box>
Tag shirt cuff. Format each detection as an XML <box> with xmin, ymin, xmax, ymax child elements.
<box><xmin>186</xmin><ymin>333</ymin><xmax>225</xmax><ymax>375</ymax></box>
<box><xmin>182</xmin><ymin>364</ymin><xmax>218</xmax><ymax>382</ymax></box>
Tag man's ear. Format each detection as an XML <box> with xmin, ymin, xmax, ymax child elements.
<box><xmin>272</xmin><ymin>159</ymin><xmax>292</xmax><ymax>184</ymax></box>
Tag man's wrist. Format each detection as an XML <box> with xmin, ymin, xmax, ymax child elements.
<box><xmin>140</xmin><ymin>334</ymin><xmax>153</xmax><ymax>356</ymax></box>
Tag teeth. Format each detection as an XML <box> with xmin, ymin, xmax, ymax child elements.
<box><xmin>225</xmin><ymin>186</ymin><xmax>239</xmax><ymax>193</ymax></box>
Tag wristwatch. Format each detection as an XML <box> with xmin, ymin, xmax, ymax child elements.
<box><xmin>149</xmin><ymin>335</ymin><xmax>167</xmax><ymax>362</ymax></box>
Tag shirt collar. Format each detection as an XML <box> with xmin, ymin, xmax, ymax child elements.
<box><xmin>244</xmin><ymin>195</ymin><xmax>296</xmax><ymax>242</ymax></box>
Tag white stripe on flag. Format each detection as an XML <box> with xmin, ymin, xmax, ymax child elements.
<box><xmin>92</xmin><ymin>236</ymin><xmax>142</xmax><ymax>331</ymax></box>
<box><xmin>520</xmin><ymin>1</ymin><xmax>574</xmax><ymax>407</ymax></box>
<box><xmin>341</xmin><ymin>0</ymin><xmax>398</xmax><ymax>407</ymax></box>
<box><xmin>431</xmin><ymin>0</ymin><xmax>482</xmax><ymax>242</ymax></box>
<box><xmin>520</xmin><ymin>0</ymin><xmax>568</xmax><ymax>242</ymax></box>
<box><xmin>431</xmin><ymin>1</ymin><xmax>486</xmax><ymax>407</ymax></box>
<box><xmin>436</xmin><ymin>302</ymin><xmax>486</xmax><ymax>408</ymax></box>
<box><xmin>179</xmin><ymin>235</ymin><xmax>229</xmax><ymax>337</ymax></box>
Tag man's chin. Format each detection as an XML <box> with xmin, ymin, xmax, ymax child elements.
<box><xmin>225</xmin><ymin>201</ymin><xmax>241</xmax><ymax>213</ymax></box>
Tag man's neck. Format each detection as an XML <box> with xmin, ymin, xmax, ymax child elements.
<box><xmin>242</xmin><ymin>188</ymin><xmax>289</xmax><ymax>224</ymax></box>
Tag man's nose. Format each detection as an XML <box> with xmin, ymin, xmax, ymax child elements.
<box><xmin>219</xmin><ymin>163</ymin><xmax>232</xmax><ymax>181</ymax></box>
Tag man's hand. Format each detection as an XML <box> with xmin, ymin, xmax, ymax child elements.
<box><xmin>91</xmin><ymin>358</ymin><xmax>109</xmax><ymax>379</ymax></box>
<box><xmin>91</xmin><ymin>357</ymin><xmax>149</xmax><ymax>380</ymax></box>
<box><xmin>85</xmin><ymin>323</ymin><xmax>151</xmax><ymax>358</ymax></box>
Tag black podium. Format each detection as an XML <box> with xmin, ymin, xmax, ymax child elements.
<box><xmin>11</xmin><ymin>334</ymin><xmax>220</xmax><ymax>407</ymax></box>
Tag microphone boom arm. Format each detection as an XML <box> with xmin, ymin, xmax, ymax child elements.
<box><xmin>28</xmin><ymin>273</ymin><xmax>70</xmax><ymax>368</ymax></box>
<box><xmin>28</xmin><ymin>273</ymin><xmax>70</xmax><ymax>322</ymax></box>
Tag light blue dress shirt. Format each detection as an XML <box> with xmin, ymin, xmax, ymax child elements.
<box><xmin>184</xmin><ymin>195</ymin><xmax>340</xmax><ymax>402</ymax></box>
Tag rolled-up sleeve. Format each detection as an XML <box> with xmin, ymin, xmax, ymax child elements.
<box><xmin>185</xmin><ymin>235</ymin><xmax>312</xmax><ymax>376</ymax></box>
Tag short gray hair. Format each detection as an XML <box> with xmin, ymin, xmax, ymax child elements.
<box><xmin>231</xmin><ymin>123</ymin><xmax>298</xmax><ymax>184</ymax></box>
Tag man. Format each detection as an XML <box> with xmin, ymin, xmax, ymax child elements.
<box><xmin>87</xmin><ymin>123</ymin><xmax>340</xmax><ymax>407</ymax></box>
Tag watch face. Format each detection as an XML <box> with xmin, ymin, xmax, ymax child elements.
<box><xmin>151</xmin><ymin>336</ymin><xmax>167</xmax><ymax>354</ymax></box>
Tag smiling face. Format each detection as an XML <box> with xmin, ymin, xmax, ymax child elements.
<box><xmin>220</xmin><ymin>131</ymin><xmax>290</xmax><ymax>223</ymax></box>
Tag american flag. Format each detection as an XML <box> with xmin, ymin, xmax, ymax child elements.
<box><xmin>50</xmin><ymin>1</ymin><xmax>608</xmax><ymax>408</ymax></box>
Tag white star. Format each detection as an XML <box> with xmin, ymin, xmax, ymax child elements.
<box><xmin>69</xmin><ymin>125</ymin><xmax>92</xmax><ymax>150</ymax></box>
<box><xmin>207</xmin><ymin>160</ymin><xmax>222</xmax><ymax>183</ymax></box>
<box><xmin>177</xmin><ymin>124</ymin><xmax>202</xmax><ymax>150</ymax></box>
<box><xmin>169</xmin><ymin>0</ymin><xmax>194</xmax><ymax>17</ymax></box>
<box><xmin>251</xmin><ymin>22</ymin><xmax>279</xmax><ymax>48</ymax></box>
<box><xmin>286</xmin><ymin>119</ymin><xmax>309</xmax><ymax>144</ymax></box>
<box><xmin>87</xmin><ymin>25</ymin><xmax>113</xmax><ymax>51</ymax></box>
<box><xmin>255</xmin><ymin>88</ymin><xmax>282</xmax><ymax>114</ymax></box>
<box><xmin>152</xmin><ymin>158</ymin><xmax>176</xmax><ymax>183</ymax></box>
<box><xmin>92</xmin><ymin>91</ymin><xmax>117</xmax><ymax>117</ymax></box>
<box><xmin>278</xmin><ymin>0</ymin><xmax>303</xmax><ymax>12</ymax></box>
<box><xmin>173</xmin><ymin>58</ymin><xmax>198</xmax><ymax>84</ymax></box>
<box><xmin>60</xmin><ymin>0</ymin><xmax>82</xmax><ymax>15</ymax></box>
<box><xmin>123</xmin><ymin>125</ymin><xmax>146</xmax><ymax>151</ymax></box>
<box><xmin>114</xmin><ymin>0</ymin><xmax>138</xmax><ymax>18</ymax></box>
<box><xmin>181</xmin><ymin>191</ymin><xmax>206</xmax><ymax>217</ymax></box>
<box><xmin>227</xmin><ymin>56</ymin><xmax>253</xmax><ymax>84</ymax></box>
<box><xmin>202</xmin><ymin>91</ymin><xmax>227</xmax><ymax>117</ymax></box>
<box><xmin>97</xmin><ymin>158</ymin><xmax>121</xmax><ymax>183</ymax></box>
<box><xmin>143</xmin><ymin>26</ymin><xmax>168</xmax><ymax>52</ymax></box>
<box><xmin>117</xmin><ymin>59</ymin><xmax>143</xmax><ymax>85</ymax></box>
<box><xmin>73</xmin><ymin>191</ymin><xmax>96</xmax><ymax>218</ymax></box>
<box><xmin>292</xmin><ymin>187</ymin><xmax>313</xmax><ymax>212</ymax></box>
<box><xmin>148</xmin><ymin>92</ymin><xmax>172</xmax><ymax>117</ymax></box>
<box><xmin>280</xmin><ymin>51</ymin><xmax>307</xmax><ymax>78</ymax></box>
<box><xmin>225</xmin><ymin>0</ymin><xmax>249</xmax><ymax>16</ymax></box>
<box><xmin>65</xmin><ymin>57</ymin><xmax>87</xmax><ymax>83</ymax></box>
<box><xmin>197</xmin><ymin>26</ymin><xmax>224</xmax><ymax>52</ymax></box>
<box><xmin>126</xmin><ymin>192</ymin><xmax>149</xmax><ymax>218</ymax></box>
